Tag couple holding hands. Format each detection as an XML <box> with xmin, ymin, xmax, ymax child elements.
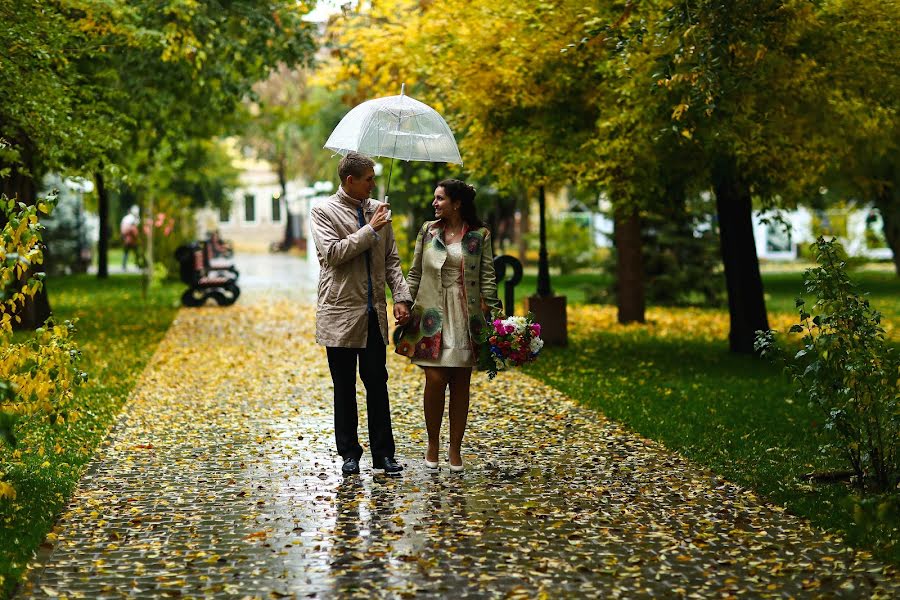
<box><xmin>310</xmin><ymin>152</ymin><xmax>502</xmax><ymax>475</ymax></box>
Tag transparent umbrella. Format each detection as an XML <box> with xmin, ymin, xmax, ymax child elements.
<box><xmin>324</xmin><ymin>84</ymin><xmax>462</xmax><ymax>199</ymax></box>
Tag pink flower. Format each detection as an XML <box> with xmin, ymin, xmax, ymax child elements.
<box><xmin>531</xmin><ymin>323</ymin><xmax>541</xmax><ymax>337</ymax></box>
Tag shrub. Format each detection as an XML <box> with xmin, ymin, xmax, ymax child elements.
<box><xmin>530</xmin><ymin>217</ymin><xmax>597</xmax><ymax>276</ymax></box>
<box><xmin>0</xmin><ymin>196</ymin><xmax>86</xmax><ymax>497</ymax></box>
<box><xmin>755</xmin><ymin>237</ymin><xmax>899</xmax><ymax>492</ymax></box>
<box><xmin>130</xmin><ymin>199</ymin><xmax>196</xmax><ymax>282</ymax></box>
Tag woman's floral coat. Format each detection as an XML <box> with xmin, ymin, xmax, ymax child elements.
<box><xmin>394</xmin><ymin>220</ymin><xmax>502</xmax><ymax>360</ymax></box>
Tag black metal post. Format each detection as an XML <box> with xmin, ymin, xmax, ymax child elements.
<box><xmin>537</xmin><ymin>185</ymin><xmax>552</xmax><ymax>297</ymax></box>
<box><xmin>493</xmin><ymin>255</ymin><xmax>523</xmax><ymax>315</ymax></box>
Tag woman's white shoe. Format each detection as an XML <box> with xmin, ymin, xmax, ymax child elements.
<box><xmin>424</xmin><ymin>457</ymin><xmax>439</xmax><ymax>469</ymax></box>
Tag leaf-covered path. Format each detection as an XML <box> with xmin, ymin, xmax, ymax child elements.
<box><xmin>21</xmin><ymin>296</ymin><xmax>899</xmax><ymax>598</ymax></box>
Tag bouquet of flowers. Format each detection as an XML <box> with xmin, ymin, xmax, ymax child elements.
<box><xmin>476</xmin><ymin>313</ymin><xmax>544</xmax><ymax>379</ymax></box>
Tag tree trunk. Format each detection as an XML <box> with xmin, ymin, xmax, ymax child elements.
<box><xmin>278</xmin><ymin>160</ymin><xmax>294</xmax><ymax>251</ymax></box>
<box><xmin>713</xmin><ymin>158</ymin><xmax>769</xmax><ymax>353</ymax></box>
<box><xmin>873</xmin><ymin>187</ymin><xmax>900</xmax><ymax>276</ymax></box>
<box><xmin>614</xmin><ymin>206</ymin><xmax>645</xmax><ymax>323</ymax></box>
<box><xmin>1</xmin><ymin>147</ymin><xmax>52</xmax><ymax>330</ymax></box>
<box><xmin>95</xmin><ymin>169</ymin><xmax>109</xmax><ymax>278</ymax></box>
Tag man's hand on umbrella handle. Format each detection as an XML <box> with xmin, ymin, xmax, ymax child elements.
<box><xmin>370</xmin><ymin>203</ymin><xmax>391</xmax><ymax>232</ymax></box>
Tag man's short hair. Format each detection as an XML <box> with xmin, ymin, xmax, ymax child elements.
<box><xmin>338</xmin><ymin>152</ymin><xmax>375</xmax><ymax>183</ymax></box>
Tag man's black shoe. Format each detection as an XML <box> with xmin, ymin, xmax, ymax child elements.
<box><xmin>341</xmin><ymin>457</ymin><xmax>360</xmax><ymax>475</ymax></box>
<box><xmin>373</xmin><ymin>456</ymin><xmax>403</xmax><ymax>474</ymax></box>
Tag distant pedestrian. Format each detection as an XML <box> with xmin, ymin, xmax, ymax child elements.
<box><xmin>309</xmin><ymin>152</ymin><xmax>412</xmax><ymax>476</ymax></box>
<box><xmin>120</xmin><ymin>205</ymin><xmax>140</xmax><ymax>270</ymax></box>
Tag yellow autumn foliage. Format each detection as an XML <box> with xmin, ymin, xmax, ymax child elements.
<box><xmin>317</xmin><ymin>0</ymin><xmax>614</xmax><ymax>187</ymax></box>
<box><xmin>0</xmin><ymin>197</ymin><xmax>85</xmax><ymax>493</ymax></box>
<box><xmin>568</xmin><ymin>304</ymin><xmax>895</xmax><ymax>343</ymax></box>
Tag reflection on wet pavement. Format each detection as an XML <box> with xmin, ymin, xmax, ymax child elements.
<box><xmin>19</xmin><ymin>296</ymin><xmax>900</xmax><ymax>598</ymax></box>
<box><xmin>232</xmin><ymin>251</ymin><xmax>319</xmax><ymax>302</ymax></box>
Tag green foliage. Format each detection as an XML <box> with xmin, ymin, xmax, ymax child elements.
<box><xmin>392</xmin><ymin>213</ymin><xmax>414</xmax><ymax>274</ymax></box>
<box><xmin>243</xmin><ymin>71</ymin><xmax>348</xmax><ymax>190</ymax></box>
<box><xmin>131</xmin><ymin>202</ymin><xmax>197</xmax><ymax>282</ymax></box>
<box><xmin>530</xmin><ymin>218</ymin><xmax>597</xmax><ymax>276</ymax></box>
<box><xmin>1</xmin><ymin>0</ymin><xmax>318</xmax><ymax>241</ymax></box>
<box><xmin>756</xmin><ymin>238</ymin><xmax>899</xmax><ymax>492</ymax></box>
<box><xmin>165</xmin><ymin>139</ymin><xmax>241</xmax><ymax>211</ymax></box>
<box><xmin>815</xmin><ymin>0</ymin><xmax>899</xmax><ymax>262</ymax></box>
<box><xmin>600</xmin><ymin>200</ymin><xmax>725</xmax><ymax>308</ymax></box>
<box><xmin>846</xmin><ymin>492</ymin><xmax>899</xmax><ymax>559</ymax></box>
<box><xmin>640</xmin><ymin>209</ymin><xmax>725</xmax><ymax>308</ymax></box>
<box><xmin>0</xmin><ymin>0</ymin><xmax>136</xmax><ymax>173</ymax></box>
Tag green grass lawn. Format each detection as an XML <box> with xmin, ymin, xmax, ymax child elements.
<box><xmin>0</xmin><ymin>274</ymin><xmax>180</xmax><ymax>597</ymax></box>
<box><xmin>516</xmin><ymin>272</ymin><xmax>611</xmax><ymax>306</ymax></box>
<box><xmin>762</xmin><ymin>269</ymin><xmax>900</xmax><ymax>318</ymax></box>
<box><xmin>520</xmin><ymin>267</ymin><xmax>900</xmax><ymax>564</ymax></box>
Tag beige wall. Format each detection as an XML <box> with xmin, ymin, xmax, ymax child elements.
<box><xmin>197</xmin><ymin>156</ymin><xmax>305</xmax><ymax>253</ymax></box>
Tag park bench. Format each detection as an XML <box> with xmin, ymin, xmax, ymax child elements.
<box><xmin>174</xmin><ymin>242</ymin><xmax>240</xmax><ymax>307</ymax></box>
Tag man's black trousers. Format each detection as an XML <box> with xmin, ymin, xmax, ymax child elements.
<box><xmin>325</xmin><ymin>310</ymin><xmax>396</xmax><ymax>461</ymax></box>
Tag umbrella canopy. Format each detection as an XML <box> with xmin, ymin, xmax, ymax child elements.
<box><xmin>324</xmin><ymin>91</ymin><xmax>462</xmax><ymax>165</ymax></box>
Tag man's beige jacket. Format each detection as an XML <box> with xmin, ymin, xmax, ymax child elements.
<box><xmin>310</xmin><ymin>187</ymin><xmax>412</xmax><ymax>348</ymax></box>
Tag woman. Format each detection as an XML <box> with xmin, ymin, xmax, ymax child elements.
<box><xmin>395</xmin><ymin>179</ymin><xmax>502</xmax><ymax>471</ymax></box>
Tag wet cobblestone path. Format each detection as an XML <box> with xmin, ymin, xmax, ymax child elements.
<box><xmin>20</xmin><ymin>298</ymin><xmax>900</xmax><ymax>598</ymax></box>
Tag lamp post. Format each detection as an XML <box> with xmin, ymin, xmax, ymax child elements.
<box><xmin>536</xmin><ymin>185</ymin><xmax>552</xmax><ymax>297</ymax></box>
<box><xmin>524</xmin><ymin>185</ymin><xmax>567</xmax><ymax>346</ymax></box>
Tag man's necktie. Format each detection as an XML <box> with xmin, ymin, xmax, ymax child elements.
<box><xmin>357</xmin><ymin>206</ymin><xmax>374</xmax><ymax>310</ymax></box>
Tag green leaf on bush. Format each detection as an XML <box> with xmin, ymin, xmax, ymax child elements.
<box><xmin>761</xmin><ymin>237</ymin><xmax>898</xmax><ymax>493</ymax></box>
<box><xmin>0</xmin><ymin>411</ymin><xmax>18</xmax><ymax>448</ymax></box>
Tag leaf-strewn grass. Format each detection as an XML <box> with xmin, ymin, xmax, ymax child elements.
<box><xmin>522</xmin><ymin>270</ymin><xmax>900</xmax><ymax>564</ymax></box>
<box><xmin>0</xmin><ymin>274</ymin><xmax>180</xmax><ymax>598</ymax></box>
<box><xmin>515</xmin><ymin>268</ymin><xmax>900</xmax><ymax>322</ymax></box>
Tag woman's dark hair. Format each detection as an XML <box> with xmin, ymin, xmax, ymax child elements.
<box><xmin>437</xmin><ymin>178</ymin><xmax>485</xmax><ymax>228</ymax></box>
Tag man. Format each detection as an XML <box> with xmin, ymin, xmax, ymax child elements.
<box><xmin>310</xmin><ymin>152</ymin><xmax>412</xmax><ymax>475</ymax></box>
